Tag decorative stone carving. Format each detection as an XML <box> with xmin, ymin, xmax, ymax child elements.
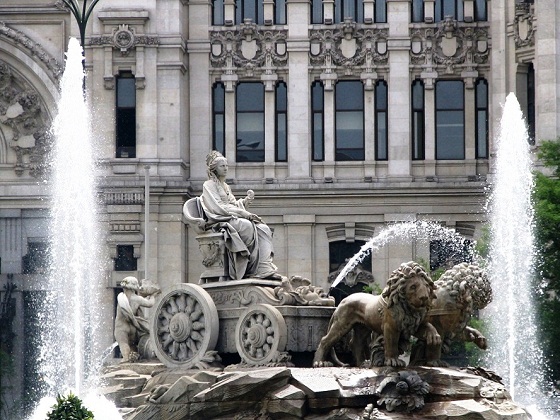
<box><xmin>309</xmin><ymin>27</ymin><xmax>389</xmax><ymax>71</ymax></box>
<box><xmin>209</xmin><ymin>25</ymin><xmax>288</xmax><ymax>81</ymax></box>
<box><xmin>152</xmin><ymin>283</ymin><xmax>220</xmax><ymax>369</ymax></box>
<box><xmin>0</xmin><ymin>59</ymin><xmax>52</xmax><ymax>177</ymax></box>
<box><xmin>0</xmin><ymin>21</ymin><xmax>63</xmax><ymax>80</ymax></box>
<box><xmin>274</xmin><ymin>275</ymin><xmax>335</xmax><ymax>306</ymax></box>
<box><xmin>514</xmin><ymin>5</ymin><xmax>535</xmax><ymax>49</ymax></box>
<box><xmin>89</xmin><ymin>27</ymin><xmax>159</xmax><ymax>54</ymax></box>
<box><xmin>376</xmin><ymin>370</ymin><xmax>430</xmax><ymax>412</ymax></box>
<box><xmin>410</xmin><ymin>18</ymin><xmax>489</xmax><ymax>75</ymax></box>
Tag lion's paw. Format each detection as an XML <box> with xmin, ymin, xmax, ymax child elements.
<box><xmin>313</xmin><ymin>360</ymin><xmax>334</xmax><ymax>368</ymax></box>
<box><xmin>384</xmin><ymin>357</ymin><xmax>406</xmax><ymax>367</ymax></box>
<box><xmin>426</xmin><ymin>359</ymin><xmax>449</xmax><ymax>368</ymax></box>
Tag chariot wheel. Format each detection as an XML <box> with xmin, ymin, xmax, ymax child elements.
<box><xmin>152</xmin><ymin>283</ymin><xmax>219</xmax><ymax>368</ymax></box>
<box><xmin>235</xmin><ymin>304</ymin><xmax>287</xmax><ymax>365</ymax></box>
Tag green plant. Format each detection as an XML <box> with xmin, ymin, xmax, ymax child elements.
<box><xmin>46</xmin><ymin>393</ymin><xmax>94</xmax><ymax>420</ymax></box>
<box><xmin>0</xmin><ymin>349</ymin><xmax>14</xmax><ymax>419</ymax></box>
<box><xmin>362</xmin><ymin>282</ymin><xmax>382</xmax><ymax>295</ymax></box>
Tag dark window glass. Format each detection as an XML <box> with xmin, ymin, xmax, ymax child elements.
<box><xmin>116</xmin><ymin>72</ymin><xmax>136</xmax><ymax>158</ymax></box>
<box><xmin>213</xmin><ymin>82</ymin><xmax>226</xmax><ymax>155</ymax></box>
<box><xmin>275</xmin><ymin>0</ymin><xmax>287</xmax><ymax>24</ymax></box>
<box><xmin>236</xmin><ymin>82</ymin><xmax>265</xmax><ymax>162</ymax></box>
<box><xmin>311</xmin><ymin>0</ymin><xmax>323</xmax><ymax>23</ymax></box>
<box><xmin>335</xmin><ymin>0</ymin><xmax>364</xmax><ymax>23</ymax></box>
<box><xmin>276</xmin><ymin>82</ymin><xmax>287</xmax><ymax>162</ymax></box>
<box><xmin>336</xmin><ymin>81</ymin><xmax>364</xmax><ymax>161</ymax></box>
<box><xmin>475</xmin><ymin>78</ymin><xmax>488</xmax><ymax>158</ymax></box>
<box><xmin>412</xmin><ymin>80</ymin><xmax>425</xmax><ymax>160</ymax></box>
<box><xmin>312</xmin><ymin>81</ymin><xmax>324</xmax><ymax>161</ymax></box>
<box><xmin>436</xmin><ymin>80</ymin><xmax>464</xmax><ymax>160</ymax></box>
<box><xmin>236</xmin><ymin>0</ymin><xmax>261</xmax><ymax>24</ymax></box>
<box><xmin>115</xmin><ymin>245</ymin><xmax>137</xmax><ymax>271</ymax></box>
<box><xmin>435</xmin><ymin>0</ymin><xmax>464</xmax><ymax>22</ymax></box>
<box><xmin>412</xmin><ymin>0</ymin><xmax>424</xmax><ymax>22</ymax></box>
<box><xmin>474</xmin><ymin>0</ymin><xmax>487</xmax><ymax>21</ymax></box>
<box><xmin>22</xmin><ymin>242</ymin><xmax>49</xmax><ymax>274</ymax></box>
<box><xmin>375</xmin><ymin>80</ymin><xmax>388</xmax><ymax>161</ymax></box>
<box><xmin>430</xmin><ymin>239</ymin><xmax>473</xmax><ymax>271</ymax></box>
<box><xmin>527</xmin><ymin>64</ymin><xmax>535</xmax><ymax>144</ymax></box>
<box><xmin>213</xmin><ymin>0</ymin><xmax>225</xmax><ymax>25</ymax></box>
<box><xmin>375</xmin><ymin>0</ymin><xmax>387</xmax><ymax>23</ymax></box>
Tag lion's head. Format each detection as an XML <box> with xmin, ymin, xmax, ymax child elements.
<box><xmin>382</xmin><ymin>261</ymin><xmax>436</xmax><ymax>311</ymax></box>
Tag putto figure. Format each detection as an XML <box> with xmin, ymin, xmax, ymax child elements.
<box><xmin>199</xmin><ymin>150</ymin><xmax>281</xmax><ymax>280</ymax></box>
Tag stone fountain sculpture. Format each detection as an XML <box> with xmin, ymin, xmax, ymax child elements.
<box><xmin>114</xmin><ymin>276</ymin><xmax>160</xmax><ymax>363</ymax></box>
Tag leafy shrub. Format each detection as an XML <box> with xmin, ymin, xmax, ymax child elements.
<box><xmin>46</xmin><ymin>393</ymin><xmax>93</xmax><ymax>420</ymax></box>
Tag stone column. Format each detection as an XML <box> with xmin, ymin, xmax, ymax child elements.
<box><xmin>189</xmin><ymin>0</ymin><xmax>213</xmax><ymax>181</ymax></box>
<box><xmin>287</xmin><ymin>0</ymin><xmax>312</xmax><ymax>181</ymax></box>
<box><xmin>387</xmin><ymin>0</ymin><xmax>412</xmax><ymax>180</ymax></box>
<box><xmin>0</xmin><ymin>213</ymin><xmax>22</xmax><ymax>273</ymax></box>
<box><xmin>424</xmin><ymin>86</ymin><xmax>436</xmax><ymax>177</ymax></box>
<box><xmin>283</xmin><ymin>215</ymin><xmax>315</xmax><ymax>279</ymax></box>
<box><xmin>264</xmin><ymin>88</ymin><xmax>276</xmax><ymax>179</ymax></box>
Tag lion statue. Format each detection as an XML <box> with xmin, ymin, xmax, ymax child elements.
<box><xmin>410</xmin><ymin>262</ymin><xmax>492</xmax><ymax>367</ymax></box>
<box><xmin>313</xmin><ymin>261</ymin><xmax>440</xmax><ymax>368</ymax></box>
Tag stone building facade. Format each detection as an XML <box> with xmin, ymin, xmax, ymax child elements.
<box><xmin>0</xmin><ymin>0</ymin><xmax>548</xmax><ymax>414</ymax></box>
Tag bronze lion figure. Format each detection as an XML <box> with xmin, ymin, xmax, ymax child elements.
<box><xmin>313</xmin><ymin>261</ymin><xmax>440</xmax><ymax>368</ymax></box>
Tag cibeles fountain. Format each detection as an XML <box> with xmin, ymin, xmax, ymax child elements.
<box><xmin>31</xmin><ymin>35</ymin><xmax>558</xmax><ymax>419</ymax></box>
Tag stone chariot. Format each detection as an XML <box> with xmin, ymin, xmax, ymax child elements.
<box><xmin>149</xmin><ymin>198</ymin><xmax>336</xmax><ymax>369</ymax></box>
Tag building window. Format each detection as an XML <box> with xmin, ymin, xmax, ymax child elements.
<box><xmin>114</xmin><ymin>245</ymin><xmax>137</xmax><ymax>271</ymax></box>
<box><xmin>430</xmin><ymin>239</ymin><xmax>473</xmax><ymax>271</ymax></box>
<box><xmin>275</xmin><ymin>0</ymin><xmax>287</xmax><ymax>24</ymax></box>
<box><xmin>311</xmin><ymin>0</ymin><xmax>323</xmax><ymax>23</ymax></box>
<box><xmin>436</xmin><ymin>80</ymin><xmax>464</xmax><ymax>160</ymax></box>
<box><xmin>435</xmin><ymin>0</ymin><xmax>464</xmax><ymax>22</ymax></box>
<box><xmin>22</xmin><ymin>242</ymin><xmax>49</xmax><ymax>274</ymax></box>
<box><xmin>475</xmin><ymin>78</ymin><xmax>488</xmax><ymax>159</ymax></box>
<box><xmin>236</xmin><ymin>82</ymin><xmax>265</xmax><ymax>162</ymax></box>
<box><xmin>236</xmin><ymin>0</ymin><xmax>264</xmax><ymax>24</ymax></box>
<box><xmin>375</xmin><ymin>0</ymin><xmax>387</xmax><ymax>23</ymax></box>
<box><xmin>335</xmin><ymin>0</ymin><xmax>363</xmax><ymax>23</ymax></box>
<box><xmin>336</xmin><ymin>80</ymin><xmax>364</xmax><ymax>161</ymax></box>
<box><xmin>213</xmin><ymin>82</ymin><xmax>226</xmax><ymax>155</ymax></box>
<box><xmin>329</xmin><ymin>240</ymin><xmax>372</xmax><ymax>275</ymax></box>
<box><xmin>412</xmin><ymin>80</ymin><xmax>425</xmax><ymax>160</ymax></box>
<box><xmin>412</xmin><ymin>0</ymin><xmax>424</xmax><ymax>22</ymax></box>
<box><xmin>527</xmin><ymin>63</ymin><xmax>535</xmax><ymax>144</ymax></box>
<box><xmin>312</xmin><ymin>81</ymin><xmax>324</xmax><ymax>161</ymax></box>
<box><xmin>474</xmin><ymin>0</ymin><xmax>487</xmax><ymax>21</ymax></box>
<box><xmin>116</xmin><ymin>72</ymin><xmax>136</xmax><ymax>158</ymax></box>
<box><xmin>213</xmin><ymin>0</ymin><xmax>225</xmax><ymax>25</ymax></box>
<box><xmin>375</xmin><ymin>80</ymin><xmax>388</xmax><ymax>161</ymax></box>
<box><xmin>275</xmin><ymin>81</ymin><xmax>287</xmax><ymax>162</ymax></box>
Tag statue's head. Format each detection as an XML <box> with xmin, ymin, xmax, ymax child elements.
<box><xmin>120</xmin><ymin>276</ymin><xmax>140</xmax><ymax>291</ymax></box>
<box><xmin>206</xmin><ymin>150</ymin><xmax>227</xmax><ymax>180</ymax></box>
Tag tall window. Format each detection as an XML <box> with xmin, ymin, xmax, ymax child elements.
<box><xmin>212</xmin><ymin>82</ymin><xmax>226</xmax><ymax>155</ymax></box>
<box><xmin>375</xmin><ymin>80</ymin><xmax>388</xmax><ymax>161</ymax></box>
<box><xmin>375</xmin><ymin>0</ymin><xmax>387</xmax><ymax>23</ymax></box>
<box><xmin>475</xmin><ymin>78</ymin><xmax>488</xmax><ymax>158</ymax></box>
<box><xmin>335</xmin><ymin>81</ymin><xmax>364</xmax><ymax>161</ymax></box>
<box><xmin>213</xmin><ymin>0</ymin><xmax>225</xmax><ymax>25</ymax></box>
<box><xmin>116</xmin><ymin>72</ymin><xmax>136</xmax><ymax>158</ymax></box>
<box><xmin>312</xmin><ymin>81</ymin><xmax>324</xmax><ymax>161</ymax></box>
<box><xmin>275</xmin><ymin>81</ymin><xmax>287</xmax><ymax>162</ymax></box>
<box><xmin>311</xmin><ymin>0</ymin><xmax>323</xmax><ymax>23</ymax></box>
<box><xmin>435</xmin><ymin>0</ymin><xmax>464</xmax><ymax>22</ymax></box>
<box><xmin>527</xmin><ymin>63</ymin><xmax>535</xmax><ymax>144</ymax></box>
<box><xmin>275</xmin><ymin>0</ymin><xmax>287</xmax><ymax>24</ymax></box>
<box><xmin>474</xmin><ymin>0</ymin><xmax>487</xmax><ymax>21</ymax></box>
<box><xmin>436</xmin><ymin>80</ymin><xmax>464</xmax><ymax>160</ymax></box>
<box><xmin>335</xmin><ymin>0</ymin><xmax>363</xmax><ymax>23</ymax></box>
<box><xmin>236</xmin><ymin>0</ymin><xmax>264</xmax><ymax>24</ymax></box>
<box><xmin>114</xmin><ymin>245</ymin><xmax>137</xmax><ymax>271</ymax></box>
<box><xmin>412</xmin><ymin>0</ymin><xmax>424</xmax><ymax>22</ymax></box>
<box><xmin>412</xmin><ymin>80</ymin><xmax>425</xmax><ymax>160</ymax></box>
<box><xmin>236</xmin><ymin>82</ymin><xmax>265</xmax><ymax>162</ymax></box>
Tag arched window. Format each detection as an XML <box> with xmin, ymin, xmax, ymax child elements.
<box><xmin>116</xmin><ymin>71</ymin><xmax>136</xmax><ymax>158</ymax></box>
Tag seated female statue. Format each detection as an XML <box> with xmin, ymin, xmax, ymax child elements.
<box><xmin>200</xmin><ymin>150</ymin><xmax>281</xmax><ymax>280</ymax></box>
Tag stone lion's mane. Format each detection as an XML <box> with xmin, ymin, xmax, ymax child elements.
<box><xmin>435</xmin><ymin>262</ymin><xmax>492</xmax><ymax>311</ymax></box>
<box><xmin>381</xmin><ymin>261</ymin><xmax>436</xmax><ymax>337</ymax></box>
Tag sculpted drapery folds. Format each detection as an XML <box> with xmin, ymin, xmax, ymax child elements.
<box><xmin>200</xmin><ymin>151</ymin><xmax>280</xmax><ymax>280</ymax></box>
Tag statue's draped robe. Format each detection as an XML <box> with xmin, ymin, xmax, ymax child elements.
<box><xmin>201</xmin><ymin>179</ymin><xmax>277</xmax><ymax>280</ymax></box>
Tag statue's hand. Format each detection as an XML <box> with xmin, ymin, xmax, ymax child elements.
<box><xmin>248</xmin><ymin>213</ymin><xmax>263</xmax><ymax>223</ymax></box>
